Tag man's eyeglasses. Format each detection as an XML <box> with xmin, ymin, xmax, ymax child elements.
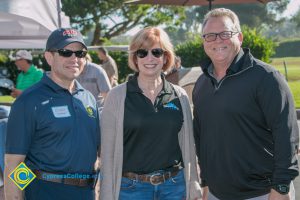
<box><xmin>135</xmin><ymin>48</ymin><xmax>165</xmax><ymax>58</ymax></box>
<box><xmin>50</xmin><ymin>49</ymin><xmax>87</xmax><ymax>58</ymax></box>
<box><xmin>202</xmin><ymin>31</ymin><xmax>239</xmax><ymax>42</ymax></box>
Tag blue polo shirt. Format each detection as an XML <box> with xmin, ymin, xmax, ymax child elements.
<box><xmin>6</xmin><ymin>74</ymin><xmax>100</xmax><ymax>174</ymax></box>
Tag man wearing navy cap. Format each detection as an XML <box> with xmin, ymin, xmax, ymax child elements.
<box><xmin>4</xmin><ymin>28</ymin><xmax>100</xmax><ymax>200</ymax></box>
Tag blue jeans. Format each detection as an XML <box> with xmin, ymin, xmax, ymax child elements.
<box><xmin>119</xmin><ymin>169</ymin><xmax>186</xmax><ymax>200</ymax></box>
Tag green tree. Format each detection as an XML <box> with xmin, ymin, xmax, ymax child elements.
<box><xmin>193</xmin><ymin>1</ymin><xmax>289</xmax><ymax>28</ymax></box>
<box><xmin>292</xmin><ymin>9</ymin><xmax>300</xmax><ymax>28</ymax></box>
<box><xmin>175</xmin><ymin>37</ymin><xmax>206</xmax><ymax>68</ymax></box>
<box><xmin>241</xmin><ymin>26</ymin><xmax>275</xmax><ymax>63</ymax></box>
<box><xmin>175</xmin><ymin>25</ymin><xmax>275</xmax><ymax>68</ymax></box>
<box><xmin>88</xmin><ymin>50</ymin><xmax>131</xmax><ymax>83</ymax></box>
<box><xmin>61</xmin><ymin>0</ymin><xmax>185</xmax><ymax>45</ymax></box>
<box><xmin>165</xmin><ymin>6</ymin><xmax>202</xmax><ymax>46</ymax></box>
<box><xmin>166</xmin><ymin>1</ymin><xmax>290</xmax><ymax>45</ymax></box>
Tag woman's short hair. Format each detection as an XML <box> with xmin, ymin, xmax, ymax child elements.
<box><xmin>128</xmin><ymin>26</ymin><xmax>175</xmax><ymax>72</ymax></box>
<box><xmin>202</xmin><ymin>8</ymin><xmax>241</xmax><ymax>33</ymax></box>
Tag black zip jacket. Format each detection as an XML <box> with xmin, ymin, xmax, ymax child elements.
<box><xmin>193</xmin><ymin>48</ymin><xmax>299</xmax><ymax>200</ymax></box>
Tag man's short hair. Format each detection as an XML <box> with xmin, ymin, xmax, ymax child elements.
<box><xmin>202</xmin><ymin>8</ymin><xmax>241</xmax><ymax>34</ymax></box>
<box><xmin>98</xmin><ymin>47</ymin><xmax>108</xmax><ymax>55</ymax></box>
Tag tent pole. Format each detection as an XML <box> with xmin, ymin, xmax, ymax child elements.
<box><xmin>207</xmin><ymin>0</ymin><xmax>213</xmax><ymax>10</ymax></box>
<box><xmin>56</xmin><ymin>0</ymin><xmax>62</xmax><ymax>28</ymax></box>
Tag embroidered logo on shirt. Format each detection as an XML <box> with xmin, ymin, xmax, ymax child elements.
<box><xmin>8</xmin><ymin>162</ymin><xmax>36</xmax><ymax>190</ymax></box>
<box><xmin>86</xmin><ymin>106</ymin><xmax>95</xmax><ymax>118</ymax></box>
<box><xmin>163</xmin><ymin>102</ymin><xmax>179</xmax><ymax>110</ymax></box>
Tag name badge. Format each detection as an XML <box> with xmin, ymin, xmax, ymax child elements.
<box><xmin>52</xmin><ymin>106</ymin><xmax>71</xmax><ymax>118</ymax></box>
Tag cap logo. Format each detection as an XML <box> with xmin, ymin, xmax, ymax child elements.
<box><xmin>63</xmin><ymin>29</ymin><xmax>78</xmax><ymax>37</ymax></box>
<box><xmin>46</xmin><ymin>28</ymin><xmax>86</xmax><ymax>50</ymax></box>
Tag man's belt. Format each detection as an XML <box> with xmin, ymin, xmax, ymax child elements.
<box><xmin>122</xmin><ymin>168</ymin><xmax>180</xmax><ymax>185</ymax></box>
<box><xmin>33</xmin><ymin>170</ymin><xmax>98</xmax><ymax>188</ymax></box>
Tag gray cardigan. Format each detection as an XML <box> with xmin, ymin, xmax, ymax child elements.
<box><xmin>100</xmin><ymin>82</ymin><xmax>202</xmax><ymax>200</ymax></box>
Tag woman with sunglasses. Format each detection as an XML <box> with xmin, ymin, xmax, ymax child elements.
<box><xmin>100</xmin><ymin>27</ymin><xmax>201</xmax><ymax>200</ymax></box>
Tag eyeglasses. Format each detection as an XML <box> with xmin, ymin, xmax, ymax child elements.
<box><xmin>50</xmin><ymin>49</ymin><xmax>87</xmax><ymax>58</ymax></box>
<box><xmin>202</xmin><ymin>31</ymin><xmax>239</xmax><ymax>42</ymax></box>
<box><xmin>135</xmin><ymin>48</ymin><xmax>165</xmax><ymax>58</ymax></box>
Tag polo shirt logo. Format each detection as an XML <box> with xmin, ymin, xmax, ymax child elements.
<box><xmin>163</xmin><ymin>102</ymin><xmax>179</xmax><ymax>111</ymax></box>
<box><xmin>86</xmin><ymin>106</ymin><xmax>95</xmax><ymax>118</ymax></box>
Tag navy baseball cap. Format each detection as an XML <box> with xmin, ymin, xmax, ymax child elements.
<box><xmin>46</xmin><ymin>28</ymin><xmax>87</xmax><ymax>51</ymax></box>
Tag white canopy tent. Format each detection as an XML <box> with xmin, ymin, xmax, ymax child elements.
<box><xmin>0</xmin><ymin>0</ymin><xmax>70</xmax><ymax>49</ymax></box>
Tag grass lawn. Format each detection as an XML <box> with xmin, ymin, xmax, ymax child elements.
<box><xmin>288</xmin><ymin>81</ymin><xmax>300</xmax><ymax>108</ymax></box>
<box><xmin>270</xmin><ymin>57</ymin><xmax>300</xmax><ymax>108</ymax></box>
<box><xmin>271</xmin><ymin>57</ymin><xmax>300</xmax><ymax>81</ymax></box>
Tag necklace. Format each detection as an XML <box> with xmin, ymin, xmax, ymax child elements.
<box><xmin>137</xmin><ymin>78</ymin><xmax>163</xmax><ymax>102</ymax></box>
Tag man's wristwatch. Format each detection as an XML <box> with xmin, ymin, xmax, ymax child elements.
<box><xmin>272</xmin><ymin>184</ymin><xmax>290</xmax><ymax>195</ymax></box>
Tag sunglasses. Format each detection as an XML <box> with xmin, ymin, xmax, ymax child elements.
<box><xmin>51</xmin><ymin>49</ymin><xmax>87</xmax><ymax>58</ymax></box>
<box><xmin>135</xmin><ymin>48</ymin><xmax>165</xmax><ymax>58</ymax></box>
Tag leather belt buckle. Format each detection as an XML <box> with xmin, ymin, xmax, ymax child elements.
<box><xmin>149</xmin><ymin>173</ymin><xmax>164</xmax><ymax>185</ymax></box>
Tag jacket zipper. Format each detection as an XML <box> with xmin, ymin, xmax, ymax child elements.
<box><xmin>214</xmin><ymin>66</ymin><xmax>252</xmax><ymax>90</ymax></box>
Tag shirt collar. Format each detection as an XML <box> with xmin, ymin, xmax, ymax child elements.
<box><xmin>127</xmin><ymin>73</ymin><xmax>172</xmax><ymax>95</ymax></box>
<box><xmin>23</xmin><ymin>64</ymin><xmax>35</xmax><ymax>74</ymax></box>
<box><xmin>41</xmin><ymin>73</ymin><xmax>84</xmax><ymax>94</ymax></box>
<box><xmin>201</xmin><ymin>48</ymin><xmax>245</xmax><ymax>76</ymax></box>
<box><xmin>226</xmin><ymin>48</ymin><xmax>245</xmax><ymax>75</ymax></box>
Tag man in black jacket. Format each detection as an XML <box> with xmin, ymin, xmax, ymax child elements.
<box><xmin>193</xmin><ymin>8</ymin><xmax>299</xmax><ymax>200</ymax></box>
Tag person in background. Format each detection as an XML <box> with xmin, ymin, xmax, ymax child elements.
<box><xmin>77</xmin><ymin>53</ymin><xmax>111</xmax><ymax>199</ymax></box>
<box><xmin>4</xmin><ymin>28</ymin><xmax>100</xmax><ymax>200</ymax></box>
<box><xmin>165</xmin><ymin>56</ymin><xmax>184</xmax><ymax>76</ymax></box>
<box><xmin>97</xmin><ymin>47</ymin><xmax>118</xmax><ymax>87</ymax></box>
<box><xmin>174</xmin><ymin>56</ymin><xmax>183</xmax><ymax>70</ymax></box>
<box><xmin>77</xmin><ymin>53</ymin><xmax>111</xmax><ymax>108</ymax></box>
<box><xmin>100</xmin><ymin>26</ymin><xmax>201</xmax><ymax>200</ymax></box>
<box><xmin>193</xmin><ymin>8</ymin><xmax>299</xmax><ymax>200</ymax></box>
<box><xmin>11</xmin><ymin>50</ymin><xmax>43</xmax><ymax>98</ymax></box>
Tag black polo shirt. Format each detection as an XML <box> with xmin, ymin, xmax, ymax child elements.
<box><xmin>123</xmin><ymin>74</ymin><xmax>183</xmax><ymax>174</ymax></box>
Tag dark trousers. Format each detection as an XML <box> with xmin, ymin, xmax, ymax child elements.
<box><xmin>25</xmin><ymin>179</ymin><xmax>94</xmax><ymax>200</ymax></box>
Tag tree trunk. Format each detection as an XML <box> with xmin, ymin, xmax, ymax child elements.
<box><xmin>91</xmin><ymin>23</ymin><xmax>102</xmax><ymax>45</ymax></box>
